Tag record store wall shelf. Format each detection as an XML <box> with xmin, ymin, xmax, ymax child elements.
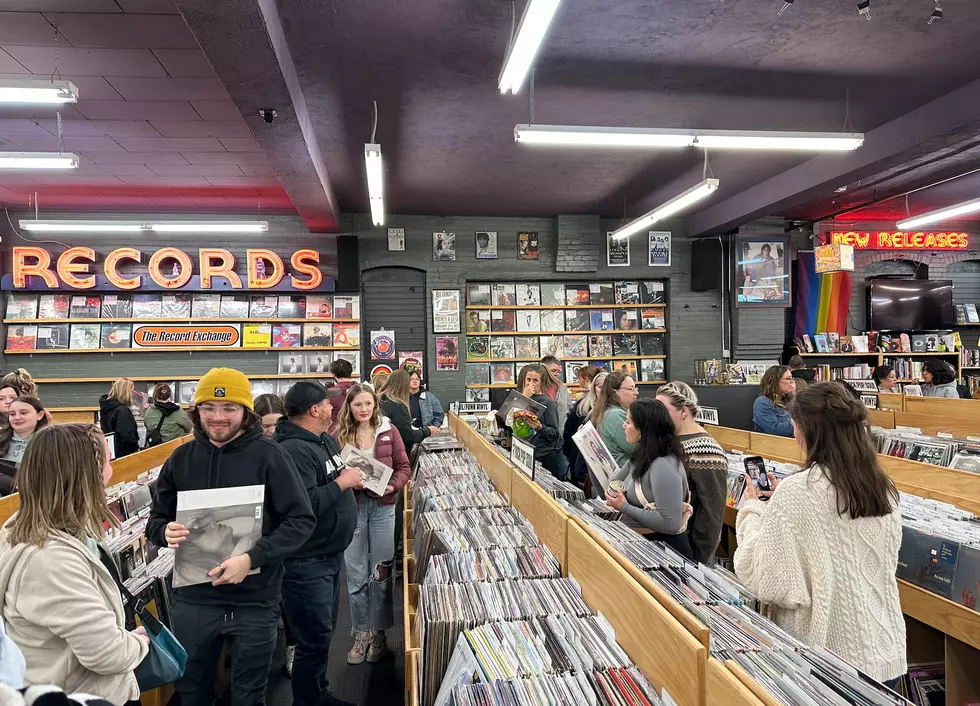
<box><xmin>463</xmin><ymin>280</ymin><xmax>670</xmax><ymax>403</ymax></box>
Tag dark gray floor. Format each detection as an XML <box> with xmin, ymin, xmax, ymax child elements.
<box><xmin>266</xmin><ymin>571</ymin><xmax>406</xmax><ymax>706</ymax></box>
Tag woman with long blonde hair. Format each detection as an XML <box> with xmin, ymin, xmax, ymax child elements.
<box><xmin>588</xmin><ymin>372</ymin><xmax>639</xmax><ymax>479</ymax></box>
<box><xmin>99</xmin><ymin>377</ymin><xmax>140</xmax><ymax>457</ymax></box>
<box><xmin>377</xmin><ymin>369</ymin><xmax>433</xmax><ymax>459</ymax></box>
<box><xmin>337</xmin><ymin>384</ymin><xmax>411</xmax><ymax>666</ymax></box>
<box><xmin>561</xmin><ymin>367</ymin><xmax>602</xmax><ymax>487</ymax></box>
<box><xmin>0</xmin><ymin>424</ymin><xmax>149</xmax><ymax>702</ymax></box>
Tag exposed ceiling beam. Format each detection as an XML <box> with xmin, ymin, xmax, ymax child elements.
<box><xmin>173</xmin><ymin>0</ymin><xmax>340</xmax><ymax>232</ymax></box>
<box><xmin>682</xmin><ymin>78</ymin><xmax>980</xmax><ymax>237</ymax></box>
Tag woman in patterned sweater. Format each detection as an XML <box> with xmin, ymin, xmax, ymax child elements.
<box><xmin>655</xmin><ymin>382</ymin><xmax>728</xmax><ymax>564</ymax></box>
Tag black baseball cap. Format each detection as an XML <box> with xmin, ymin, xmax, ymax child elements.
<box><xmin>284</xmin><ymin>381</ymin><xmax>343</xmax><ymax>417</ymax></box>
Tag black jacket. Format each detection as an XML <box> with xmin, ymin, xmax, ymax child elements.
<box><xmin>380</xmin><ymin>397</ymin><xmax>430</xmax><ymax>457</ymax></box>
<box><xmin>98</xmin><ymin>395</ymin><xmax>140</xmax><ymax>458</ymax></box>
<box><xmin>274</xmin><ymin>419</ymin><xmax>357</xmax><ymax>559</ymax></box>
<box><xmin>562</xmin><ymin>397</ymin><xmax>586</xmax><ymax>462</ymax></box>
<box><xmin>529</xmin><ymin>394</ymin><xmax>561</xmax><ymax>459</ymax></box>
<box><xmin>145</xmin><ymin>425</ymin><xmax>315</xmax><ymax>607</ymax></box>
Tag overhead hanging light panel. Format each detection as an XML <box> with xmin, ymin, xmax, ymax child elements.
<box><xmin>0</xmin><ymin>79</ymin><xmax>78</xmax><ymax>104</ymax></box>
<box><xmin>611</xmin><ymin>178</ymin><xmax>720</xmax><ymax>241</ymax></box>
<box><xmin>19</xmin><ymin>220</ymin><xmax>269</xmax><ymax>233</ymax></box>
<box><xmin>0</xmin><ymin>152</ymin><xmax>78</xmax><ymax>169</ymax></box>
<box><xmin>364</xmin><ymin>143</ymin><xmax>384</xmax><ymax>226</ymax></box>
<box><xmin>498</xmin><ymin>0</ymin><xmax>562</xmax><ymax>94</ymax></box>
<box><xmin>514</xmin><ymin>124</ymin><xmax>864</xmax><ymax>151</ymax></box>
<box><xmin>896</xmin><ymin>197</ymin><xmax>980</xmax><ymax>230</ymax></box>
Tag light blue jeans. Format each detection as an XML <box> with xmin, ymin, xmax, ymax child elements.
<box><xmin>344</xmin><ymin>495</ymin><xmax>396</xmax><ymax>634</ymax></box>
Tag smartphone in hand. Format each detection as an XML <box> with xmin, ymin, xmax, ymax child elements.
<box><xmin>743</xmin><ymin>456</ymin><xmax>771</xmax><ymax>499</ymax></box>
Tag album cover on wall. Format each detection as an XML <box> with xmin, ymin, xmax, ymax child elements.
<box><xmin>641</xmin><ymin>308</ymin><xmax>666</xmax><ymax>329</ymax></box>
<box><xmin>565</xmin><ymin>361</ymin><xmax>586</xmax><ymax>383</ymax></box>
<box><xmin>614</xmin><ymin>281</ymin><xmax>641</xmax><ymax>305</ymax></box>
<box><xmin>616</xmin><ymin>360</ymin><xmax>638</xmax><ymax>379</ymax></box>
<box><xmin>589</xmin><ymin>335</ymin><xmax>612</xmax><ymax>357</ymax></box>
<box><xmin>466</xmin><ymin>337</ymin><xmax>491</xmax><ymax>361</ymax></box>
<box><xmin>277</xmin><ymin>379</ymin><xmax>297</xmax><ymax>397</ymax></box>
<box><xmin>589</xmin><ymin>283</ymin><xmax>615</xmax><ymax>305</ymax></box>
<box><xmin>640</xmin><ymin>281</ymin><xmax>666</xmax><ymax>304</ymax></box>
<box><xmin>278</xmin><ymin>296</ymin><xmax>306</xmax><ymax>319</ymax></box>
<box><xmin>250</xmin><ymin>380</ymin><xmax>277</xmax><ymax>397</ymax></box>
<box><xmin>515</xmin><ymin>284</ymin><xmax>541</xmax><ymax>307</ymax></box>
<box><xmin>516</xmin><ymin>310</ymin><xmax>541</xmax><ymax>333</ymax></box>
<box><xmin>101</xmin><ymin>294</ymin><xmax>133</xmax><ymax>319</ymax></box>
<box><xmin>250</xmin><ymin>295</ymin><xmax>279</xmax><ymax>319</ymax></box>
<box><xmin>613</xmin><ymin>334</ymin><xmax>638</xmax><ymax>356</ymax></box>
<box><xmin>640</xmin><ymin>359</ymin><xmax>665</xmax><ymax>382</ymax></box>
<box><xmin>133</xmin><ymin>294</ymin><xmax>163</xmax><ymax>319</ymax></box>
<box><xmin>69</xmin><ymin>323</ymin><xmax>101</xmax><ymax>350</ymax></box>
<box><xmin>466</xmin><ymin>310</ymin><xmax>490</xmax><ymax>333</ymax></box>
<box><xmin>466</xmin><ymin>363</ymin><xmax>490</xmax><ymax>385</ymax></box>
<box><xmin>490</xmin><ymin>310</ymin><xmax>516</xmax><ymax>333</ymax></box>
<box><xmin>333</xmin><ymin>296</ymin><xmax>358</xmax><ymax>319</ymax></box>
<box><xmin>540</xmin><ymin>310</ymin><xmax>564</xmax><ymax>332</ymax></box>
<box><xmin>539</xmin><ymin>335</ymin><xmax>563</xmax><ymax>358</ymax></box>
<box><xmin>306</xmin><ymin>295</ymin><xmax>333</xmax><ymax>319</ymax></box>
<box><xmin>332</xmin><ymin>323</ymin><xmax>359</xmax><ymax>347</ymax></box>
<box><xmin>162</xmin><ymin>294</ymin><xmax>192</xmax><ymax>318</ymax></box>
<box><xmin>69</xmin><ymin>295</ymin><xmax>101</xmax><ymax>319</ymax></box>
<box><xmin>303</xmin><ymin>323</ymin><xmax>333</xmax><ymax>347</ymax></box>
<box><xmin>467</xmin><ymin>284</ymin><xmax>490</xmax><ymax>306</ymax></box>
<box><xmin>514</xmin><ymin>336</ymin><xmax>540</xmax><ymax>359</ymax></box>
<box><xmin>279</xmin><ymin>351</ymin><xmax>306</xmax><ymax>374</ymax></box>
<box><xmin>219</xmin><ymin>295</ymin><xmax>249</xmax><ymax>318</ymax></box>
<box><xmin>540</xmin><ymin>283</ymin><xmax>565</xmax><ymax>307</ymax></box>
<box><xmin>242</xmin><ymin>323</ymin><xmax>272</xmax><ymax>348</ymax></box>
<box><xmin>615</xmin><ymin>309</ymin><xmax>638</xmax><ymax>331</ymax></box>
<box><xmin>101</xmin><ymin>324</ymin><xmax>132</xmax><ymax>349</ymax></box>
<box><xmin>491</xmin><ymin>284</ymin><xmax>516</xmax><ymax>306</ymax></box>
<box><xmin>35</xmin><ymin>324</ymin><xmax>69</xmax><ymax>350</ymax></box>
<box><xmin>491</xmin><ymin>363</ymin><xmax>515</xmax><ymax>385</ymax></box>
<box><xmin>589</xmin><ymin>310</ymin><xmax>614</xmax><ymax>331</ymax></box>
<box><xmin>191</xmin><ymin>294</ymin><xmax>221</xmax><ymax>318</ymax></box>
<box><xmin>179</xmin><ymin>381</ymin><xmax>199</xmax><ymax>405</ymax></box>
<box><xmin>465</xmin><ymin>388</ymin><xmax>490</xmax><ymax>402</ymax></box>
<box><xmin>333</xmin><ymin>351</ymin><xmax>359</xmax><ymax>375</ymax></box>
<box><xmin>639</xmin><ymin>334</ymin><xmax>665</xmax><ymax>356</ymax></box>
<box><xmin>490</xmin><ymin>337</ymin><xmax>515</xmax><ymax>360</ymax></box>
<box><xmin>565</xmin><ymin>310</ymin><xmax>589</xmax><ymax>332</ymax></box>
<box><xmin>517</xmin><ymin>231</ymin><xmax>539</xmax><ymax>260</ymax></box>
<box><xmin>307</xmin><ymin>353</ymin><xmax>331</xmax><ymax>374</ymax></box>
<box><xmin>38</xmin><ymin>294</ymin><xmax>70</xmax><ymax>320</ymax></box>
<box><xmin>564</xmin><ymin>334</ymin><xmax>587</xmax><ymax>357</ymax></box>
<box><xmin>272</xmin><ymin>324</ymin><xmax>301</xmax><ymax>348</ymax></box>
<box><xmin>6</xmin><ymin>325</ymin><xmax>37</xmax><ymax>351</ymax></box>
<box><xmin>565</xmin><ymin>285</ymin><xmax>590</xmax><ymax>305</ymax></box>
<box><xmin>5</xmin><ymin>294</ymin><xmax>38</xmax><ymax>320</ymax></box>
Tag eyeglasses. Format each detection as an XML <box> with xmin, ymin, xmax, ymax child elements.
<box><xmin>198</xmin><ymin>403</ymin><xmax>242</xmax><ymax>416</ymax></box>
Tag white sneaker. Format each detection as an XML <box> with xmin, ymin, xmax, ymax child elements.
<box><xmin>347</xmin><ymin>632</ymin><xmax>370</xmax><ymax>665</ymax></box>
<box><xmin>283</xmin><ymin>645</ymin><xmax>295</xmax><ymax>678</ymax></box>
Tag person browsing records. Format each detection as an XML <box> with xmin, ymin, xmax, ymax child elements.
<box><xmin>145</xmin><ymin>368</ymin><xmax>314</xmax><ymax>706</ymax></box>
<box><xmin>143</xmin><ymin>383</ymin><xmax>192</xmax><ymax>446</ymax></box>
<box><xmin>605</xmin><ymin>399</ymin><xmax>693</xmax><ymax>559</ymax></box>
<box><xmin>275</xmin><ymin>382</ymin><xmax>359</xmax><ymax>706</ymax></box>
<box><xmin>561</xmin><ymin>366</ymin><xmax>601</xmax><ymax>486</ymax></box>
<box><xmin>515</xmin><ymin>364</ymin><xmax>563</xmax><ymax>479</ymax></box>
<box><xmin>752</xmin><ymin>365</ymin><xmax>794</xmax><ymax>437</ymax></box>
<box><xmin>378</xmin><ymin>370</ymin><xmax>436</xmax><ymax>459</ymax></box>
<box><xmin>407</xmin><ymin>370</ymin><xmax>445</xmax><ymax>429</ymax></box>
<box><xmin>99</xmin><ymin>378</ymin><xmax>140</xmax><ymax>458</ymax></box>
<box><xmin>588</xmin><ymin>372</ymin><xmax>639</xmax><ymax>492</ymax></box>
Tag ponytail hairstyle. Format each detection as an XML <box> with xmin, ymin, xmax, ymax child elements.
<box><xmin>790</xmin><ymin>382</ymin><xmax>898</xmax><ymax>518</ymax></box>
<box><xmin>578</xmin><ymin>370</ymin><xmax>608</xmax><ymax>418</ymax></box>
<box><xmin>655</xmin><ymin>381</ymin><xmax>700</xmax><ymax>419</ymax></box>
<box><xmin>0</xmin><ymin>369</ymin><xmax>36</xmax><ymax>398</ymax></box>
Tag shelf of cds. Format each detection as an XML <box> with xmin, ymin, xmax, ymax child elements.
<box><xmin>463</xmin><ymin>281</ymin><xmax>669</xmax><ymax>402</ymax></box>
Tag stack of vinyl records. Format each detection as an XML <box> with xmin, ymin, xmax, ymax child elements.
<box><xmin>532</xmin><ymin>469</ymin><xmax>586</xmax><ymax>503</ymax></box>
<box><xmin>870</xmin><ymin>429</ymin><xmax>963</xmax><ymax>467</ymax></box>
<box><xmin>448</xmin><ymin>667</ymin><xmax>665</xmax><ymax>706</ymax></box>
<box><xmin>421</xmin><ymin>433</ymin><xmax>466</xmax><ymax>452</ymax></box>
<box><xmin>422</xmin><ymin>546</ymin><xmax>560</xmax><ymax>585</ymax></box>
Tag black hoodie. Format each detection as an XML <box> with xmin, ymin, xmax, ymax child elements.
<box><xmin>274</xmin><ymin>419</ymin><xmax>357</xmax><ymax>558</ymax></box>
<box><xmin>145</xmin><ymin>425</ymin><xmax>315</xmax><ymax>607</ymax></box>
<box><xmin>98</xmin><ymin>395</ymin><xmax>140</xmax><ymax>458</ymax></box>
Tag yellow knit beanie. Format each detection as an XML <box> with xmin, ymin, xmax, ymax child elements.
<box><xmin>194</xmin><ymin>368</ymin><xmax>253</xmax><ymax>410</ymax></box>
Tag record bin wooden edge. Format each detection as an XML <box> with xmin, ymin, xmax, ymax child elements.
<box><xmin>724</xmin><ymin>660</ymin><xmax>783</xmax><ymax>706</ymax></box>
<box><xmin>706</xmin><ymin>657</ymin><xmax>767</xmax><ymax>706</ymax></box>
<box><xmin>706</xmin><ymin>425</ymin><xmax>750</xmax><ymax>452</ymax></box>
<box><xmin>566</xmin><ymin>520</ymin><xmax>706</xmax><ymax>706</ymax></box>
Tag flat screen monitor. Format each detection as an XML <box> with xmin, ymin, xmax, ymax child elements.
<box><xmin>867</xmin><ymin>279</ymin><xmax>953</xmax><ymax>331</ymax></box>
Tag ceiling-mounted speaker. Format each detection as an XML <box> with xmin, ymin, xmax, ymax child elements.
<box><xmin>691</xmin><ymin>238</ymin><xmax>723</xmax><ymax>292</ymax></box>
<box><xmin>337</xmin><ymin>235</ymin><xmax>360</xmax><ymax>293</ymax></box>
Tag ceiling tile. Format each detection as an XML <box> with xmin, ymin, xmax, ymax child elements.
<box><xmin>115</xmin><ymin>0</ymin><xmax>180</xmax><ymax>13</ymax></box>
<box><xmin>75</xmin><ymin>163</ymin><xmax>157</xmax><ymax>176</ymax></box>
<box><xmin>238</xmin><ymin>163</ymin><xmax>277</xmax><ymax>177</ymax></box>
<box><xmin>0</xmin><ymin>49</ymin><xmax>27</xmax><ymax>73</ymax></box>
<box><xmin>25</xmin><ymin>174</ymin><xmax>125</xmax><ymax>186</ymax></box>
<box><xmin>80</xmin><ymin>150</ymin><xmax>189</xmax><ymax>165</ymax></box>
<box><xmin>150</xmin><ymin>49</ymin><xmax>214</xmax><ymax>77</ymax></box>
<box><xmin>0</xmin><ymin>1</ymin><xmax>120</xmax><ymax>10</ymax></box>
<box><xmin>118</xmin><ymin>175</ymin><xmax>211</xmax><ymax>186</ymax></box>
<box><xmin>0</xmin><ymin>13</ymin><xmax>60</xmax><ymax>45</ymax></box>
<box><xmin>114</xmin><ymin>136</ymin><xmax>226</xmax><ymax>151</ymax></box>
<box><xmin>190</xmin><ymin>100</ymin><xmax>241</xmax><ymax>121</ymax></box>
<box><xmin>11</xmin><ymin>135</ymin><xmax>124</xmax><ymax>151</ymax></box>
<box><xmin>217</xmin><ymin>137</ymin><xmax>261</xmax><ymax>152</ymax></box>
<box><xmin>35</xmin><ymin>119</ymin><xmax>161</xmax><ymax>138</ymax></box>
<box><xmin>105</xmin><ymin>76</ymin><xmax>226</xmax><ymax>101</ymax></box>
<box><xmin>148</xmin><ymin>164</ymin><xmax>244</xmax><ymax>177</ymax></box>
<box><xmin>0</xmin><ymin>119</ymin><xmax>53</xmax><ymax>136</ymax></box>
<box><xmin>58</xmin><ymin>76</ymin><xmax>124</xmax><ymax>101</ymax></box>
<box><xmin>42</xmin><ymin>13</ymin><xmax>199</xmax><ymax>49</ymax></box>
<box><xmin>73</xmin><ymin>100</ymin><xmax>200</xmax><ymax>120</ymax></box>
<box><xmin>204</xmin><ymin>176</ymin><xmax>279</xmax><ymax>187</ymax></box>
<box><xmin>182</xmin><ymin>151</ymin><xmax>269</xmax><ymax>166</ymax></box>
<box><xmin>149</xmin><ymin>120</ymin><xmax>250</xmax><ymax>138</ymax></box>
<box><xmin>2</xmin><ymin>46</ymin><xmax>167</xmax><ymax>76</ymax></box>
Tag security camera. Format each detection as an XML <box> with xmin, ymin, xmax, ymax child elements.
<box><xmin>259</xmin><ymin>109</ymin><xmax>277</xmax><ymax>123</ymax></box>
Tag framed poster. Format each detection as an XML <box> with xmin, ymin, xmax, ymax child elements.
<box><xmin>387</xmin><ymin>227</ymin><xmax>405</xmax><ymax>251</ymax></box>
<box><xmin>475</xmin><ymin>231</ymin><xmax>498</xmax><ymax>259</ymax></box>
<box><xmin>517</xmin><ymin>231</ymin><xmax>539</xmax><ymax>260</ymax></box>
<box><xmin>433</xmin><ymin>231</ymin><xmax>456</xmax><ymax>261</ymax></box>
<box><xmin>432</xmin><ymin>289</ymin><xmax>461</xmax><ymax>333</ymax></box>
<box><xmin>606</xmin><ymin>232</ymin><xmax>630</xmax><ymax>267</ymax></box>
<box><xmin>436</xmin><ymin>336</ymin><xmax>459</xmax><ymax>371</ymax></box>
<box><xmin>648</xmin><ymin>231</ymin><xmax>671</xmax><ymax>267</ymax></box>
<box><xmin>735</xmin><ymin>235</ymin><xmax>791</xmax><ymax>308</ymax></box>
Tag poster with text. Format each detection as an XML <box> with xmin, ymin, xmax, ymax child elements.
<box><xmin>370</xmin><ymin>329</ymin><xmax>396</xmax><ymax>360</ymax></box>
<box><xmin>432</xmin><ymin>289</ymin><xmax>461</xmax><ymax>333</ymax></box>
<box><xmin>436</xmin><ymin>336</ymin><xmax>459</xmax><ymax>371</ymax></box>
<box><xmin>475</xmin><ymin>231</ymin><xmax>498</xmax><ymax>259</ymax></box>
<box><xmin>399</xmin><ymin>351</ymin><xmax>424</xmax><ymax>375</ymax></box>
<box><xmin>387</xmin><ymin>227</ymin><xmax>405</xmax><ymax>251</ymax></box>
<box><xmin>517</xmin><ymin>231</ymin><xmax>539</xmax><ymax>260</ymax></box>
<box><xmin>648</xmin><ymin>231</ymin><xmax>671</xmax><ymax>266</ymax></box>
<box><xmin>433</xmin><ymin>231</ymin><xmax>456</xmax><ymax>261</ymax></box>
<box><xmin>606</xmin><ymin>231</ymin><xmax>630</xmax><ymax>267</ymax></box>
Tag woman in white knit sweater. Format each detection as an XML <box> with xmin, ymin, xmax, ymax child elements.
<box><xmin>734</xmin><ymin>381</ymin><xmax>907</xmax><ymax>684</ymax></box>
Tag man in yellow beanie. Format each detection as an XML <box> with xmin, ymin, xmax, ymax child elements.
<box><xmin>146</xmin><ymin>367</ymin><xmax>315</xmax><ymax>706</ymax></box>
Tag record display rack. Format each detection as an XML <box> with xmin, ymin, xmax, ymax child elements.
<box><xmin>706</xmin><ymin>425</ymin><xmax>980</xmax><ymax>704</ymax></box>
<box><xmin>797</xmin><ymin>351</ymin><xmax>963</xmax><ymax>384</ymax></box>
<box><xmin>462</xmin><ymin>280</ymin><xmax>670</xmax><ymax>403</ymax></box>
<box><xmin>405</xmin><ymin>414</ymin><xmax>772</xmax><ymax>706</ymax></box>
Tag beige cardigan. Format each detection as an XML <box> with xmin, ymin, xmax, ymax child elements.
<box><xmin>0</xmin><ymin>521</ymin><xmax>148</xmax><ymax>705</ymax></box>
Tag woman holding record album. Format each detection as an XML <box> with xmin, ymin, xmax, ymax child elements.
<box><xmin>514</xmin><ymin>364</ymin><xmax>563</xmax><ymax>479</ymax></box>
<box><xmin>605</xmin><ymin>399</ymin><xmax>693</xmax><ymax>559</ymax></box>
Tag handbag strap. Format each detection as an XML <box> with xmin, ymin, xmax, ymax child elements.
<box><xmin>97</xmin><ymin>545</ymin><xmax>163</xmax><ymax>635</ymax></box>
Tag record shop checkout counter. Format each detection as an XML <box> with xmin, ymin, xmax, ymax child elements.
<box><xmin>0</xmin><ymin>436</ymin><xmax>190</xmax><ymax>706</ymax></box>
<box><xmin>706</xmin><ymin>420</ymin><xmax>980</xmax><ymax>706</ymax></box>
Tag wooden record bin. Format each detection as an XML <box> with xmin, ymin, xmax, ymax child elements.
<box><xmin>708</xmin><ymin>425</ymin><xmax>980</xmax><ymax>704</ymax></box>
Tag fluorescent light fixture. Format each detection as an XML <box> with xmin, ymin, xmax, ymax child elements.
<box><xmin>364</xmin><ymin>142</ymin><xmax>384</xmax><ymax>226</ymax></box>
<box><xmin>498</xmin><ymin>0</ymin><xmax>561</xmax><ymax>94</ymax></box>
<box><xmin>0</xmin><ymin>152</ymin><xmax>78</xmax><ymax>169</ymax></box>
<box><xmin>0</xmin><ymin>79</ymin><xmax>78</xmax><ymax>104</ymax></box>
<box><xmin>514</xmin><ymin>124</ymin><xmax>864</xmax><ymax>151</ymax></box>
<box><xmin>611</xmin><ymin>178</ymin><xmax>720</xmax><ymax>240</ymax></box>
<box><xmin>896</xmin><ymin>197</ymin><xmax>980</xmax><ymax>230</ymax></box>
<box><xmin>19</xmin><ymin>220</ymin><xmax>268</xmax><ymax>233</ymax></box>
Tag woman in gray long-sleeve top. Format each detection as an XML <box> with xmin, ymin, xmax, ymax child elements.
<box><xmin>605</xmin><ymin>398</ymin><xmax>693</xmax><ymax>559</ymax></box>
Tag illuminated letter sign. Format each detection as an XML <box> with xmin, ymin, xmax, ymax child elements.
<box><xmin>12</xmin><ymin>247</ymin><xmax>58</xmax><ymax>288</ymax></box>
<box><xmin>830</xmin><ymin>231</ymin><xmax>969</xmax><ymax>251</ymax></box>
<box><xmin>290</xmin><ymin>249</ymin><xmax>322</xmax><ymax>290</ymax></box>
<box><xmin>104</xmin><ymin>248</ymin><xmax>142</xmax><ymax>289</ymax></box>
<box><xmin>199</xmin><ymin>249</ymin><xmax>242</xmax><ymax>289</ymax></box>
<box><xmin>56</xmin><ymin>247</ymin><xmax>96</xmax><ymax>289</ymax></box>
<box><xmin>246</xmin><ymin>249</ymin><xmax>285</xmax><ymax>288</ymax></box>
<box><xmin>148</xmin><ymin>248</ymin><xmax>193</xmax><ymax>289</ymax></box>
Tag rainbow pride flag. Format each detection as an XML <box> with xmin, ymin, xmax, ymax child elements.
<box><xmin>795</xmin><ymin>251</ymin><xmax>852</xmax><ymax>336</ymax></box>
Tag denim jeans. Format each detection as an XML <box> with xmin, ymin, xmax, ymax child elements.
<box><xmin>171</xmin><ymin>599</ymin><xmax>278</xmax><ymax>706</ymax></box>
<box><xmin>344</xmin><ymin>496</ymin><xmax>396</xmax><ymax>633</ymax></box>
<box><xmin>281</xmin><ymin>554</ymin><xmax>344</xmax><ymax>706</ymax></box>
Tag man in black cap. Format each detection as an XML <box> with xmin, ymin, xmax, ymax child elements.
<box><xmin>276</xmin><ymin>382</ymin><xmax>361</xmax><ymax>706</ymax></box>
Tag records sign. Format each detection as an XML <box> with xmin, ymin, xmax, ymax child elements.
<box><xmin>511</xmin><ymin>436</ymin><xmax>535</xmax><ymax>479</ymax></box>
<box><xmin>432</xmin><ymin>289</ymin><xmax>461</xmax><ymax>333</ymax></box>
<box><xmin>133</xmin><ymin>323</ymin><xmax>241</xmax><ymax>348</ymax></box>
